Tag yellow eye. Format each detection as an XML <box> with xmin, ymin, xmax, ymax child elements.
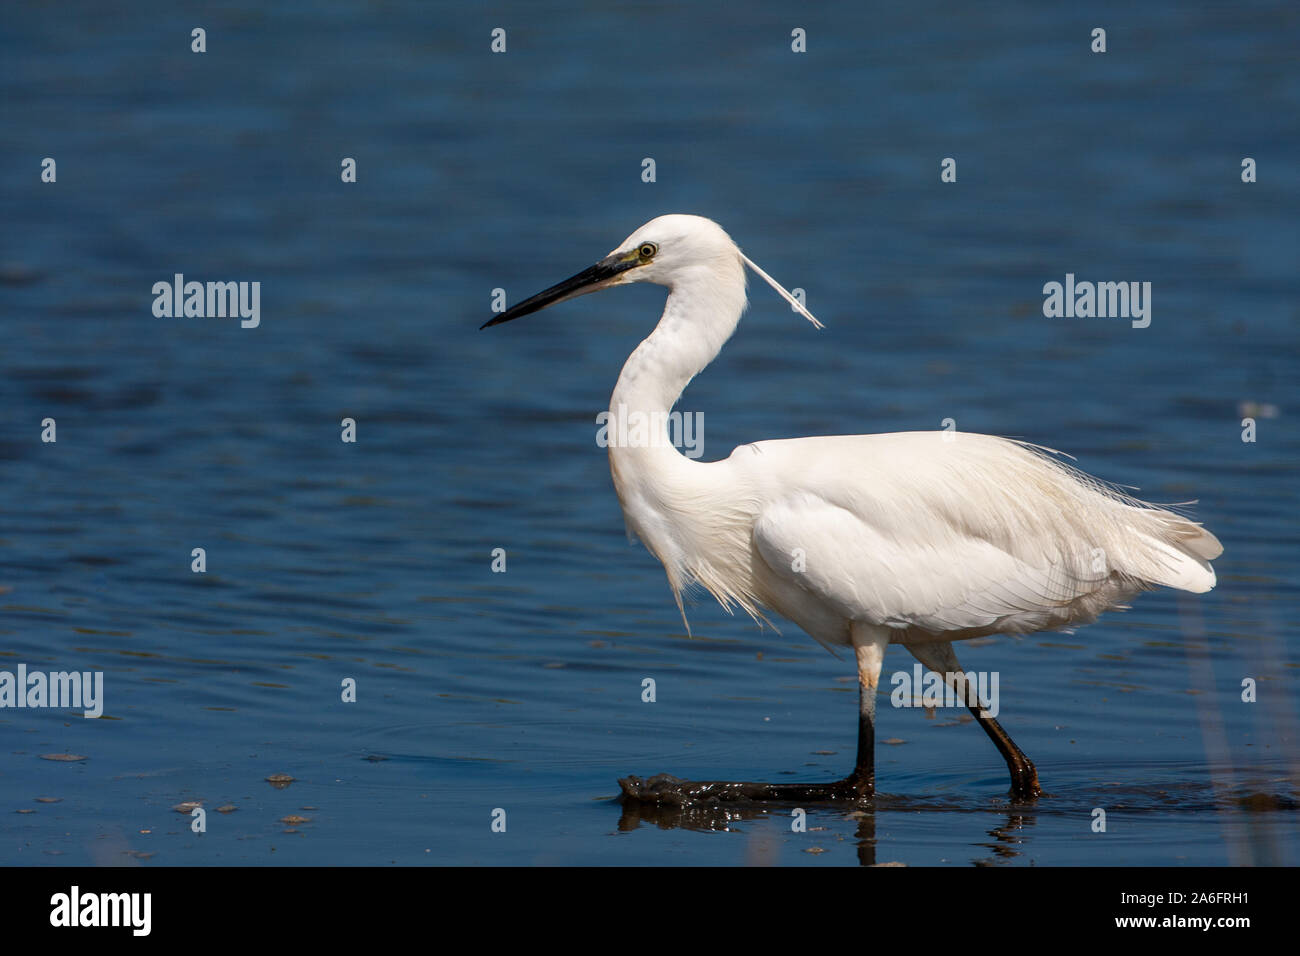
<box><xmin>638</xmin><ymin>242</ymin><xmax>658</xmax><ymax>260</ymax></box>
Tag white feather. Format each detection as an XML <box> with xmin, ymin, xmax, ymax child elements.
<box><xmin>600</xmin><ymin>215</ymin><xmax>1221</xmax><ymax>651</ymax></box>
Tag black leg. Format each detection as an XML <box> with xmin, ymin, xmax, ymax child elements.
<box><xmin>969</xmin><ymin>705</ymin><xmax>1042</xmax><ymax>799</ymax></box>
<box><xmin>619</xmin><ymin>677</ymin><xmax>876</xmax><ymax>806</ymax></box>
<box><xmin>848</xmin><ymin>671</ymin><xmax>876</xmax><ymax>792</ymax></box>
<box><xmin>907</xmin><ymin>642</ymin><xmax>1044</xmax><ymax>800</ymax></box>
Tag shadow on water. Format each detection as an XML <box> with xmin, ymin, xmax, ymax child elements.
<box><xmin>614</xmin><ymin>772</ymin><xmax>1300</xmax><ymax>866</ymax></box>
<box><xmin>616</xmin><ymin>795</ymin><xmax>1036</xmax><ymax>866</ymax></box>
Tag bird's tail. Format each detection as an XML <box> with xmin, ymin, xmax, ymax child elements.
<box><xmin>1131</xmin><ymin>515</ymin><xmax>1222</xmax><ymax>593</ymax></box>
<box><xmin>1014</xmin><ymin>439</ymin><xmax>1223</xmax><ymax>595</ymax></box>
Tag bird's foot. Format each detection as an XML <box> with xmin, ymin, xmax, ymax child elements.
<box><xmin>1007</xmin><ymin>764</ymin><xmax>1044</xmax><ymax>801</ymax></box>
<box><xmin>618</xmin><ymin>772</ymin><xmax>873</xmax><ymax>807</ymax></box>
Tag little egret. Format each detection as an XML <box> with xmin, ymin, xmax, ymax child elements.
<box><xmin>483</xmin><ymin>214</ymin><xmax>1222</xmax><ymax>804</ymax></box>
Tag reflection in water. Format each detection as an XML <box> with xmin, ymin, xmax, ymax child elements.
<box><xmin>972</xmin><ymin>812</ymin><xmax>1037</xmax><ymax>866</ymax></box>
<box><xmin>616</xmin><ymin>797</ymin><xmax>877</xmax><ymax>865</ymax></box>
<box><xmin>616</xmin><ymin>776</ymin><xmax>1300</xmax><ymax>865</ymax></box>
<box><xmin>616</xmin><ymin>795</ymin><xmax>1046</xmax><ymax>866</ymax></box>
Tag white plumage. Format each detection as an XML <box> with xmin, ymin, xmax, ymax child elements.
<box><xmin>618</xmin><ymin>430</ymin><xmax>1219</xmax><ymax>649</ymax></box>
<box><xmin>487</xmin><ymin>213</ymin><xmax>1222</xmax><ymax>802</ymax></box>
<box><xmin>600</xmin><ymin>217</ymin><xmax>1219</xmax><ymax>649</ymax></box>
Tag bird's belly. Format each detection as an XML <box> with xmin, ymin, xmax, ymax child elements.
<box><xmin>751</xmin><ymin>548</ymin><xmax>1080</xmax><ymax>651</ymax></box>
<box><xmin>750</xmin><ymin>555</ymin><xmax>854</xmax><ymax>649</ymax></box>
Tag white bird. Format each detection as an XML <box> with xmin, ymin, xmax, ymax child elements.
<box><xmin>483</xmin><ymin>214</ymin><xmax>1222</xmax><ymax>804</ymax></box>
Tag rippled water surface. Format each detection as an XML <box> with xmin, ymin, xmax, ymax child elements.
<box><xmin>2</xmin><ymin>1</ymin><xmax>1297</xmax><ymax>865</ymax></box>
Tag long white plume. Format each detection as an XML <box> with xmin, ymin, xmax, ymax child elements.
<box><xmin>740</xmin><ymin>252</ymin><xmax>824</xmax><ymax>329</ymax></box>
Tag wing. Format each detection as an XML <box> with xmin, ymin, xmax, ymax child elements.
<box><xmin>740</xmin><ymin>431</ymin><xmax>1219</xmax><ymax>639</ymax></box>
<box><xmin>753</xmin><ymin>493</ymin><xmax>1106</xmax><ymax>636</ymax></box>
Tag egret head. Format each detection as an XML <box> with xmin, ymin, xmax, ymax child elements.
<box><xmin>481</xmin><ymin>214</ymin><xmax>822</xmax><ymax>329</ymax></box>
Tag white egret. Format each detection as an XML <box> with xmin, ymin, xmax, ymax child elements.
<box><xmin>483</xmin><ymin>214</ymin><xmax>1222</xmax><ymax>804</ymax></box>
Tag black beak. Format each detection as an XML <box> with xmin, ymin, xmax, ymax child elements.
<box><xmin>481</xmin><ymin>252</ymin><xmax>639</xmax><ymax>329</ymax></box>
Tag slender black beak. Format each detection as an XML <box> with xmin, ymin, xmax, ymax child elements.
<box><xmin>481</xmin><ymin>252</ymin><xmax>639</xmax><ymax>329</ymax></box>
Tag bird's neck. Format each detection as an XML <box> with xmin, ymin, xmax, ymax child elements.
<box><xmin>609</xmin><ymin>263</ymin><xmax>746</xmax><ymax>423</ymax></box>
<box><xmin>605</xmin><ymin>261</ymin><xmax>748</xmax><ymax>595</ymax></box>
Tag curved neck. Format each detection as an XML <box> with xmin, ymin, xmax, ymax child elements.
<box><xmin>610</xmin><ymin>261</ymin><xmax>746</xmax><ymax>419</ymax></box>
<box><xmin>603</xmin><ymin>256</ymin><xmax>748</xmax><ymax>610</ymax></box>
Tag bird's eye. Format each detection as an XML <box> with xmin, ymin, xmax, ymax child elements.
<box><xmin>638</xmin><ymin>242</ymin><xmax>658</xmax><ymax>260</ymax></box>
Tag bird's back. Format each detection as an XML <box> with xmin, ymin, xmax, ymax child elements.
<box><xmin>708</xmin><ymin>430</ymin><xmax>1222</xmax><ymax>646</ymax></box>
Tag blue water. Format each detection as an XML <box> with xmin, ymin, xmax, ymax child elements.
<box><xmin>2</xmin><ymin>1</ymin><xmax>1297</xmax><ymax>865</ymax></box>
